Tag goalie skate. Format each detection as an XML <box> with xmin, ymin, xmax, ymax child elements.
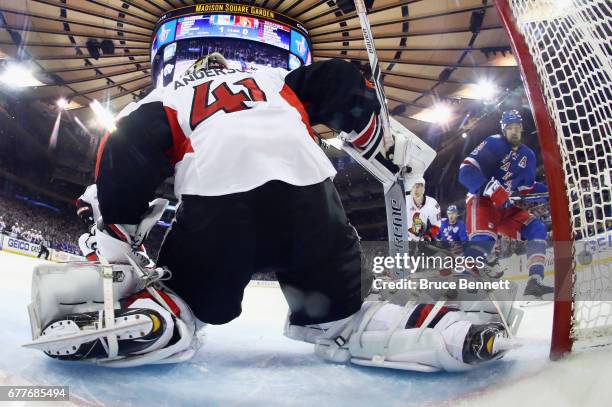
<box><xmin>23</xmin><ymin>308</ymin><xmax>159</xmax><ymax>360</ymax></box>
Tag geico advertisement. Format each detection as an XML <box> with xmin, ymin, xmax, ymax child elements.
<box><xmin>2</xmin><ymin>235</ymin><xmax>41</xmax><ymax>257</ymax></box>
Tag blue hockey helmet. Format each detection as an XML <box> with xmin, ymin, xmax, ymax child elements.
<box><xmin>500</xmin><ymin>110</ymin><xmax>523</xmax><ymax>130</ymax></box>
<box><xmin>446</xmin><ymin>205</ymin><xmax>458</xmax><ymax>215</ymax></box>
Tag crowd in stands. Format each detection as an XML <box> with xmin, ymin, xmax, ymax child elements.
<box><xmin>572</xmin><ymin>178</ymin><xmax>611</xmax><ymax>239</ymax></box>
<box><xmin>177</xmin><ymin>37</ymin><xmax>288</xmax><ymax>70</ymax></box>
<box><xmin>332</xmin><ymin>159</ymin><xmax>387</xmax><ymax>240</ymax></box>
<box><xmin>0</xmin><ymin>195</ymin><xmax>82</xmax><ymax>255</ymax></box>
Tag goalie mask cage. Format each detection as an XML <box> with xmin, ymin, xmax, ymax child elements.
<box><xmin>495</xmin><ymin>0</ymin><xmax>612</xmax><ymax>359</ymax></box>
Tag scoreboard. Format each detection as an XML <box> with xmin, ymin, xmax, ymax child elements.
<box><xmin>151</xmin><ymin>3</ymin><xmax>312</xmax><ymax>87</ymax></box>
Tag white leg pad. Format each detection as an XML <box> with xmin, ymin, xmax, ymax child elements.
<box><xmin>302</xmin><ymin>301</ymin><xmax>518</xmax><ymax>372</ymax></box>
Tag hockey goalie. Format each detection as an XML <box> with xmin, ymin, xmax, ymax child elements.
<box><xmin>25</xmin><ymin>54</ymin><xmax>519</xmax><ymax>372</ymax></box>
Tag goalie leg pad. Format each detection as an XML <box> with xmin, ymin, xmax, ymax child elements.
<box><xmin>26</xmin><ymin>262</ymin><xmax>204</xmax><ymax>367</ymax></box>
<box><xmin>305</xmin><ymin>302</ymin><xmax>520</xmax><ymax>372</ymax></box>
<box><xmin>28</xmin><ymin>263</ymin><xmax>144</xmax><ymax>338</ymax></box>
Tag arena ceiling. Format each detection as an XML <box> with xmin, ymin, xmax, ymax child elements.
<box><xmin>0</xmin><ymin>0</ymin><xmax>521</xmax><ymax>148</ymax></box>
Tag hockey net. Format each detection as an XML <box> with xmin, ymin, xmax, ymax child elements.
<box><xmin>495</xmin><ymin>0</ymin><xmax>612</xmax><ymax>358</ymax></box>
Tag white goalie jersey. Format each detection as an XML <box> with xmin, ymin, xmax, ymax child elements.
<box><xmin>113</xmin><ymin>67</ymin><xmax>337</xmax><ymax>198</ymax></box>
<box><xmin>406</xmin><ymin>195</ymin><xmax>441</xmax><ymax>241</ymax></box>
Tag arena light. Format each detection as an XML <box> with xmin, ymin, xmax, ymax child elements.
<box><xmin>74</xmin><ymin>116</ymin><xmax>93</xmax><ymax>136</ymax></box>
<box><xmin>0</xmin><ymin>63</ymin><xmax>43</xmax><ymax>87</ymax></box>
<box><xmin>90</xmin><ymin>100</ymin><xmax>116</xmax><ymax>132</ymax></box>
<box><xmin>410</xmin><ymin>103</ymin><xmax>454</xmax><ymax>124</ymax></box>
<box><xmin>475</xmin><ymin>80</ymin><xmax>497</xmax><ymax>100</ymax></box>
<box><xmin>432</xmin><ymin>103</ymin><xmax>452</xmax><ymax>124</ymax></box>
<box><xmin>56</xmin><ymin>98</ymin><xmax>68</xmax><ymax>109</ymax></box>
<box><xmin>462</xmin><ymin>132</ymin><xmax>468</xmax><ymax>139</ymax></box>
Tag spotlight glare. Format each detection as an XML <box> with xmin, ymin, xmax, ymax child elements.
<box><xmin>90</xmin><ymin>100</ymin><xmax>116</xmax><ymax>132</ymax></box>
<box><xmin>476</xmin><ymin>80</ymin><xmax>497</xmax><ymax>100</ymax></box>
<box><xmin>432</xmin><ymin>103</ymin><xmax>452</xmax><ymax>124</ymax></box>
<box><xmin>0</xmin><ymin>63</ymin><xmax>43</xmax><ymax>87</ymax></box>
<box><xmin>462</xmin><ymin>132</ymin><xmax>468</xmax><ymax>138</ymax></box>
<box><xmin>56</xmin><ymin>98</ymin><xmax>68</xmax><ymax>109</ymax></box>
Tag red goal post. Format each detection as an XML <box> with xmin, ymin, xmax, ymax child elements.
<box><xmin>495</xmin><ymin>0</ymin><xmax>612</xmax><ymax>359</ymax></box>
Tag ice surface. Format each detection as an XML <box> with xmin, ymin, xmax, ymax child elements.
<box><xmin>0</xmin><ymin>250</ymin><xmax>609</xmax><ymax>407</ymax></box>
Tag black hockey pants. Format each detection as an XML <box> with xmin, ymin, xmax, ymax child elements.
<box><xmin>157</xmin><ymin>179</ymin><xmax>371</xmax><ymax>326</ymax></box>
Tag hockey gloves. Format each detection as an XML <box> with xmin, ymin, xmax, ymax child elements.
<box><xmin>483</xmin><ymin>177</ymin><xmax>510</xmax><ymax>207</ymax></box>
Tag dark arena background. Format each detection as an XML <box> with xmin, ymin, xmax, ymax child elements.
<box><xmin>0</xmin><ymin>0</ymin><xmax>610</xmax><ymax>406</ymax></box>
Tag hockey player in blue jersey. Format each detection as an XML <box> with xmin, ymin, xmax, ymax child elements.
<box><xmin>437</xmin><ymin>205</ymin><xmax>468</xmax><ymax>254</ymax></box>
<box><xmin>458</xmin><ymin>110</ymin><xmax>552</xmax><ymax>298</ymax></box>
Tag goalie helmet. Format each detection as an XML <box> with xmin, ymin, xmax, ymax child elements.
<box><xmin>182</xmin><ymin>52</ymin><xmax>229</xmax><ymax>77</ymax></box>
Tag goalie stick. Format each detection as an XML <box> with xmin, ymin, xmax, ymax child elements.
<box><xmin>353</xmin><ymin>0</ymin><xmax>392</xmax><ymax>150</ymax></box>
<box><xmin>348</xmin><ymin>2</ymin><xmax>518</xmax><ymax>339</ymax></box>
<box><xmin>345</xmin><ymin>0</ymin><xmax>410</xmax><ymax>280</ymax></box>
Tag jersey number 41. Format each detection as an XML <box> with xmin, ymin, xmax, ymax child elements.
<box><xmin>190</xmin><ymin>78</ymin><xmax>267</xmax><ymax>130</ymax></box>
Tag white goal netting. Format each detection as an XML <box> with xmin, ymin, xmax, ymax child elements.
<box><xmin>507</xmin><ymin>0</ymin><xmax>612</xmax><ymax>347</ymax></box>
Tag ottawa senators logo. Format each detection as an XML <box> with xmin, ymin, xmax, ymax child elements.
<box><xmin>410</xmin><ymin>212</ymin><xmax>424</xmax><ymax>235</ymax></box>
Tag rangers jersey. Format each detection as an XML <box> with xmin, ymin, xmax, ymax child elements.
<box><xmin>437</xmin><ymin>218</ymin><xmax>468</xmax><ymax>243</ymax></box>
<box><xmin>406</xmin><ymin>195</ymin><xmax>441</xmax><ymax>241</ymax></box>
<box><xmin>459</xmin><ymin>134</ymin><xmax>537</xmax><ymax>195</ymax></box>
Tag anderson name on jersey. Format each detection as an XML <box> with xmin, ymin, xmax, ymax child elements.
<box><xmin>406</xmin><ymin>195</ymin><xmax>441</xmax><ymax>241</ymax></box>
